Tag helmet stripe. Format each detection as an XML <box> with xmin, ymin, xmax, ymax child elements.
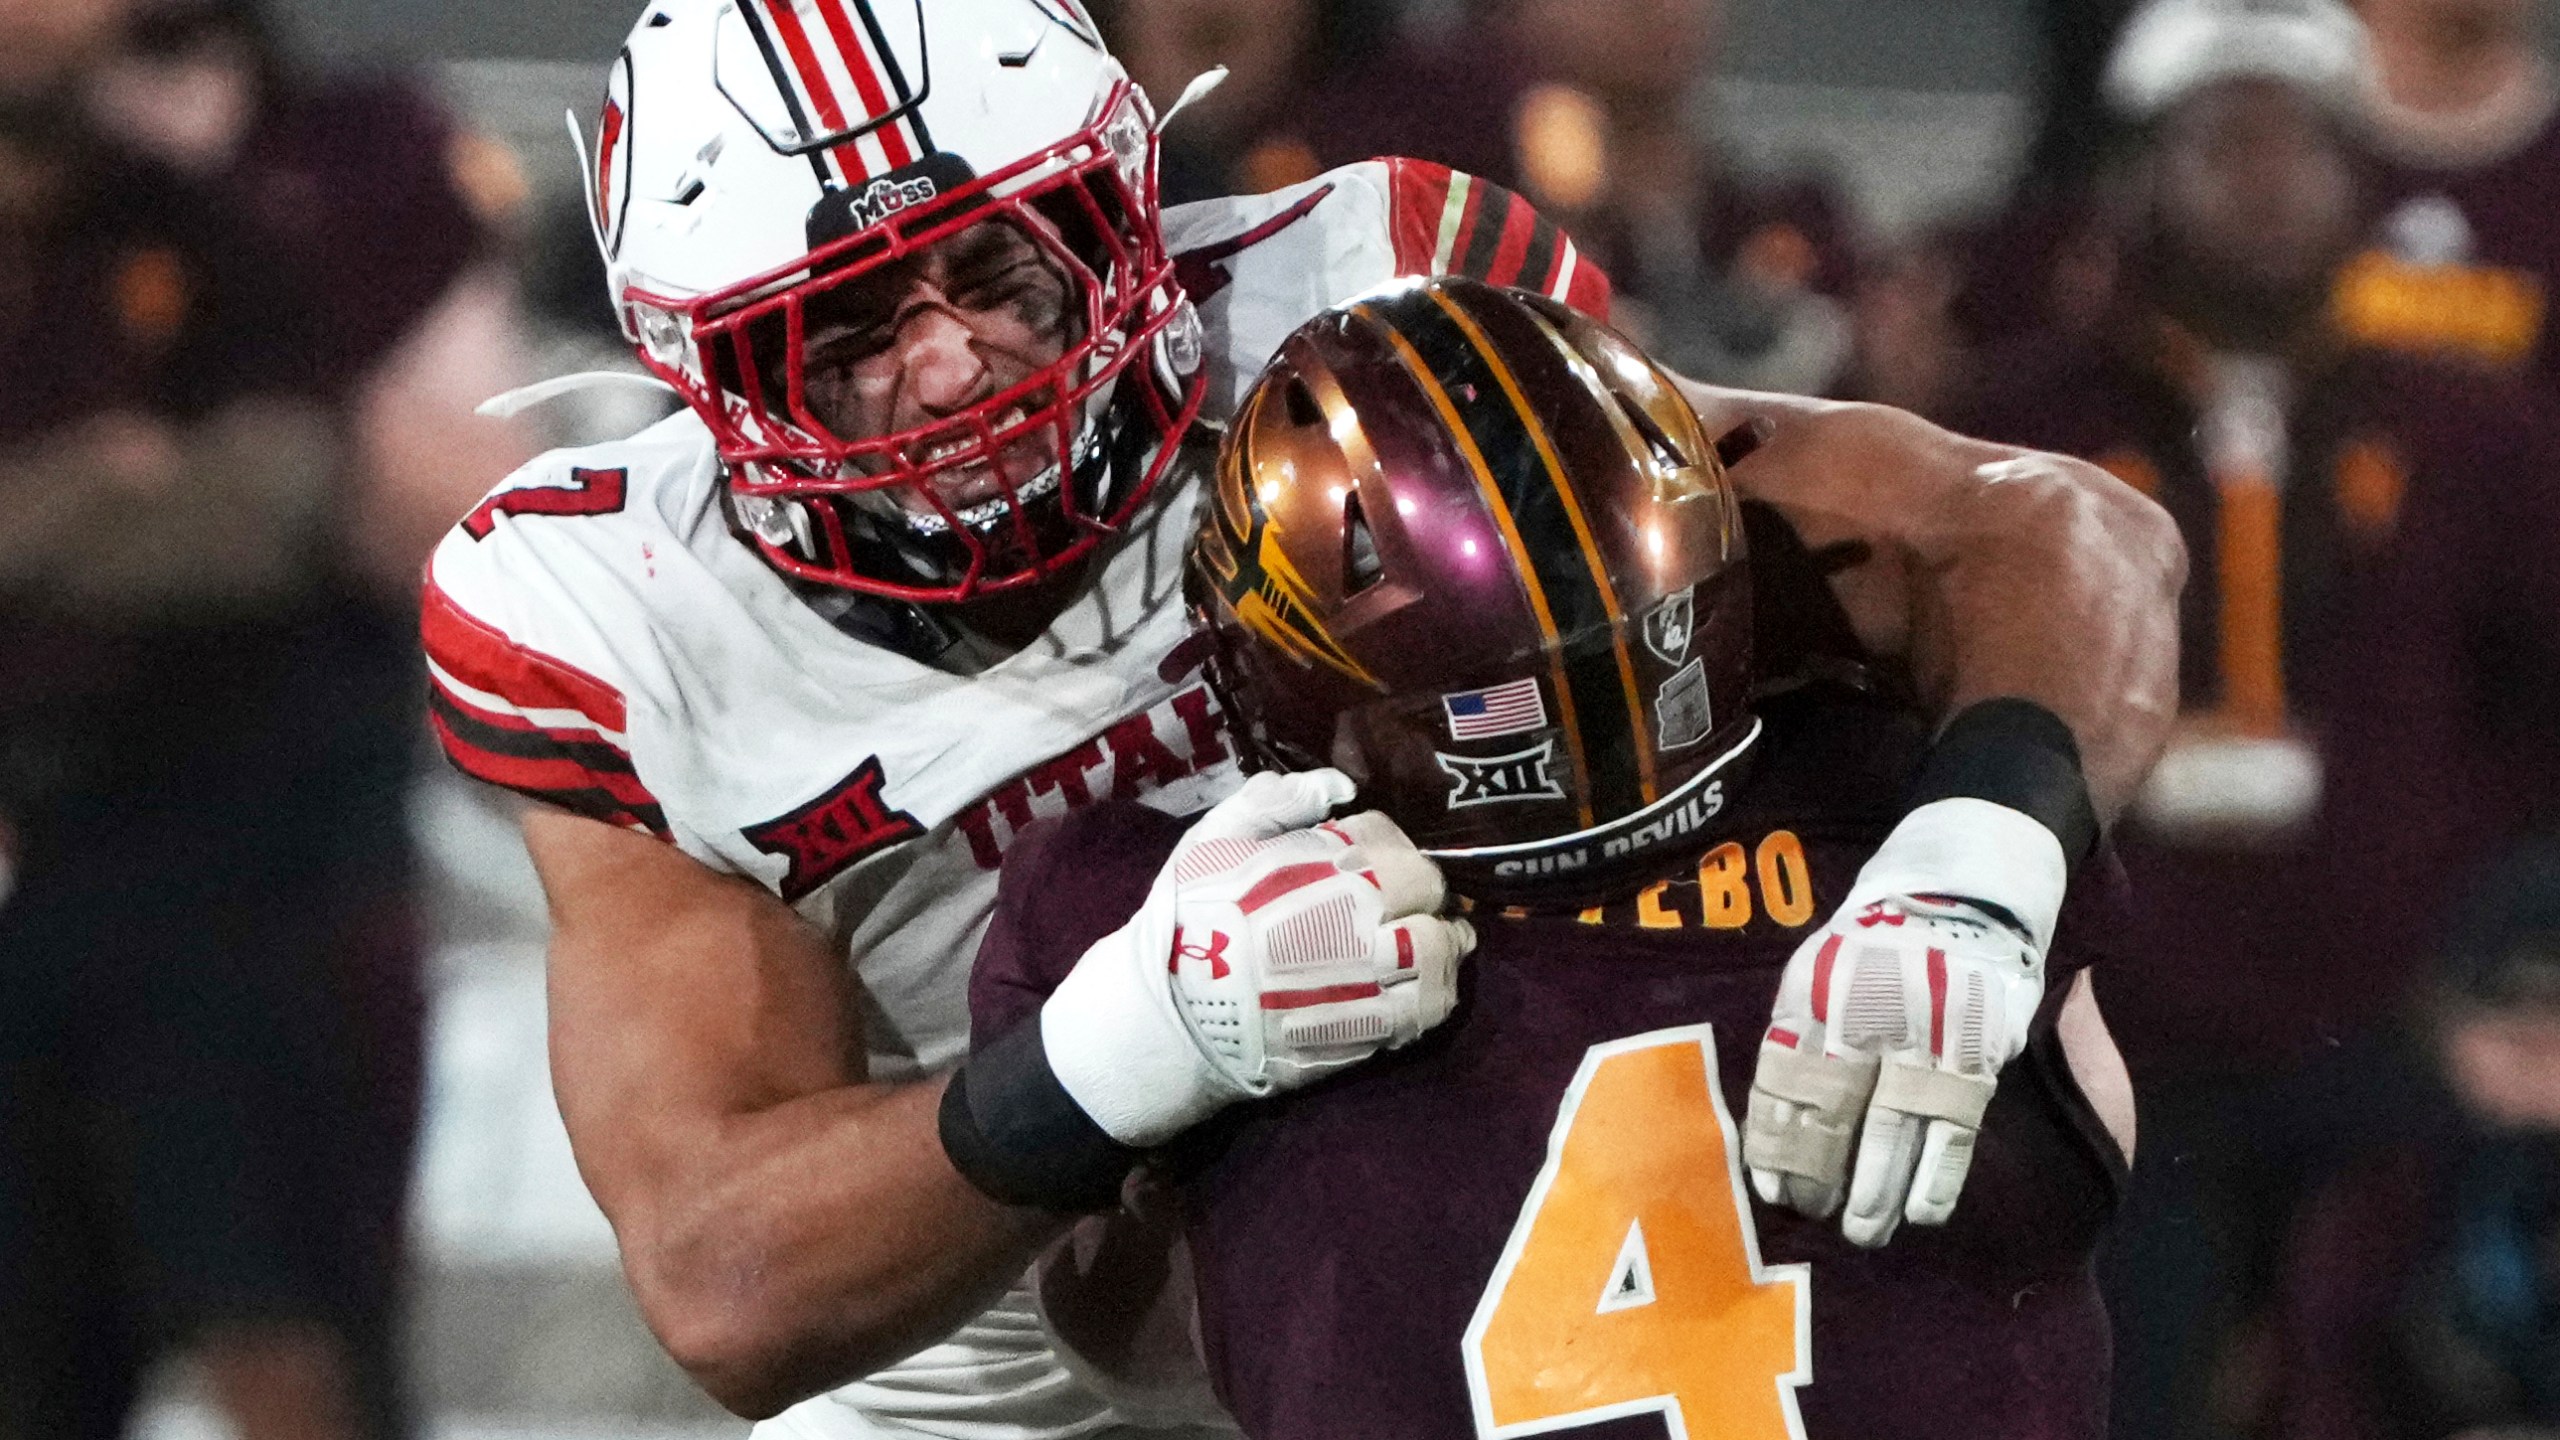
<box><xmin>1368</xmin><ymin>292</ymin><xmax>1649</xmax><ymax>824</ymax></box>
<box><xmin>741</xmin><ymin>0</ymin><xmax>853</xmax><ymax>183</ymax></box>
<box><xmin>1367</xmin><ymin>314</ymin><xmax>1598</xmax><ymax>831</ymax></box>
<box><xmin>1428</xmin><ymin>285</ymin><xmax>1657</xmax><ymax>806</ymax></box>
<box><xmin>810</xmin><ymin>0</ymin><xmax>913</xmax><ymax>169</ymax></box>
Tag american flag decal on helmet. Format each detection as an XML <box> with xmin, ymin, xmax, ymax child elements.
<box><xmin>736</xmin><ymin>0</ymin><xmax>935</xmax><ymax>186</ymax></box>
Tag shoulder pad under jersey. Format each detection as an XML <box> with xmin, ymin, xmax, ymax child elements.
<box><xmin>1167</xmin><ymin>158</ymin><xmax>1615</xmax><ymax>423</ymax></box>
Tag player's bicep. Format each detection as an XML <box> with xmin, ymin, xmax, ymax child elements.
<box><xmin>527</xmin><ymin>806</ymin><xmax>857</xmax><ymax>1218</ymax></box>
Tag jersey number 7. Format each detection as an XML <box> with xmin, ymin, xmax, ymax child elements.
<box><xmin>1463</xmin><ymin>1025</ymin><xmax>1811</xmax><ymax>1438</ymax></box>
<box><xmin>462</xmin><ymin>466</ymin><xmax>629</xmax><ymax>540</ymax></box>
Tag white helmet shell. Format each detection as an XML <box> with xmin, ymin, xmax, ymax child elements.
<box><xmin>577</xmin><ymin>0</ymin><xmax>1204</xmax><ymax>603</ymax></box>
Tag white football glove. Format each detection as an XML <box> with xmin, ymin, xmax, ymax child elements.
<box><xmin>1742</xmin><ymin>798</ymin><xmax>2068</xmax><ymax>1248</ymax></box>
<box><xmin>1043</xmin><ymin>768</ymin><xmax>1475</xmax><ymax>1148</ymax></box>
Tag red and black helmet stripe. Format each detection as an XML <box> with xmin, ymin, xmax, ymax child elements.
<box><xmin>1359</xmin><ymin>286</ymin><xmax>1649</xmax><ymax>824</ymax></box>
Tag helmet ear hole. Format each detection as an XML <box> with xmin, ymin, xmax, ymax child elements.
<box><xmin>1614</xmin><ymin>388</ymin><xmax>1695</xmax><ymax>472</ymax></box>
<box><xmin>1343</xmin><ymin>489</ymin><xmax>1384</xmax><ymax>594</ymax></box>
<box><xmin>1284</xmin><ymin>376</ymin><xmax>1325</xmax><ymax>429</ymax></box>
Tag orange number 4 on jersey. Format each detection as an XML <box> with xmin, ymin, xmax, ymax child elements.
<box><xmin>1463</xmin><ymin>1025</ymin><xmax>1811</xmax><ymax>1438</ymax></box>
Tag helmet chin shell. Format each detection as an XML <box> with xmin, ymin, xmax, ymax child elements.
<box><xmin>597</xmin><ymin>0</ymin><xmax>1203</xmax><ymax>602</ymax></box>
<box><xmin>1192</xmin><ymin>276</ymin><xmax>1760</xmax><ymax>909</ymax></box>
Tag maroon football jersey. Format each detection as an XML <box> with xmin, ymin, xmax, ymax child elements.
<box><xmin>2346</xmin><ymin>110</ymin><xmax>2560</xmax><ymax>390</ymax></box>
<box><xmin>972</xmin><ymin>688</ymin><xmax>2127</xmax><ymax>1440</ymax></box>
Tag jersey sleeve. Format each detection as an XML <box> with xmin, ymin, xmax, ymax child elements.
<box><xmin>1377</xmin><ymin>157</ymin><xmax>1614</xmax><ymax>320</ymax></box>
<box><xmin>419</xmin><ymin>468</ymin><xmax>671</xmax><ymax>841</ymax></box>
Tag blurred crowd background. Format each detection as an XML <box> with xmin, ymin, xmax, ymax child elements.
<box><xmin>3</xmin><ymin>0</ymin><xmax>2560</xmax><ymax>1438</ymax></box>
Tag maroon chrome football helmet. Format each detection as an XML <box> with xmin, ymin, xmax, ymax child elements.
<box><xmin>1190</xmin><ymin>276</ymin><xmax>1760</xmax><ymax>907</ymax></box>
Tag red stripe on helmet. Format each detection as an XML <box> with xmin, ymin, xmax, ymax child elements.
<box><xmin>813</xmin><ymin>0</ymin><xmax>913</xmax><ymax>169</ymax></box>
<box><xmin>759</xmin><ymin>0</ymin><xmax>851</xmax><ymax>136</ymax></box>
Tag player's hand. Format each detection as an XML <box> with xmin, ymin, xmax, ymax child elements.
<box><xmin>1741</xmin><ymin>797</ymin><xmax>2067</xmax><ymax>1248</ymax></box>
<box><xmin>1042</xmin><ymin>768</ymin><xmax>1475</xmax><ymax>1148</ymax></box>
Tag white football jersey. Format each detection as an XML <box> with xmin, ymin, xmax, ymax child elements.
<box><xmin>425</xmin><ymin>160</ymin><xmax>1607</xmax><ymax>1440</ymax></box>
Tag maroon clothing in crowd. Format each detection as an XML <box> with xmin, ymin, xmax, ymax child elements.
<box><xmin>1952</xmin><ymin>329</ymin><xmax>2560</xmax><ymax>1076</ymax></box>
<box><xmin>972</xmin><ymin>685</ymin><xmax>2128</xmax><ymax>1440</ymax></box>
<box><xmin>0</xmin><ymin>67</ymin><xmax>485</xmax><ymax>1440</ymax></box>
<box><xmin>2343</xmin><ymin>106</ymin><xmax>2560</xmax><ymax>393</ymax></box>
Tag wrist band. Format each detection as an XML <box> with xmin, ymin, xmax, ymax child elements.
<box><xmin>1908</xmin><ymin>698</ymin><xmax>2098</xmax><ymax>864</ymax></box>
<box><xmin>938</xmin><ymin>1020</ymin><xmax>1141</xmax><ymax>1213</ymax></box>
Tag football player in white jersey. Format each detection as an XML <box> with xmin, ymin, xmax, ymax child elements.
<box><xmin>422</xmin><ymin>1</ymin><xmax>2182</xmax><ymax>1435</ymax></box>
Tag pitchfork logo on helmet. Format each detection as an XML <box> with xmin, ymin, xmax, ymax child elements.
<box><xmin>585</xmin><ymin>0</ymin><xmax>1205</xmax><ymax>603</ymax></box>
<box><xmin>1192</xmin><ymin>276</ymin><xmax>1764</xmax><ymax>908</ymax></box>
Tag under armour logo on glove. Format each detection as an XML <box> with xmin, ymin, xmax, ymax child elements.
<box><xmin>1170</xmin><ymin>926</ymin><xmax>1234</xmax><ymax>980</ymax></box>
<box><xmin>1742</xmin><ymin>798</ymin><xmax>2067</xmax><ymax>1249</ymax></box>
<box><xmin>1042</xmin><ymin>769</ymin><xmax>1475</xmax><ymax>1149</ymax></box>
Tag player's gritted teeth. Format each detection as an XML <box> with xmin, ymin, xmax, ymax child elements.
<box><xmin>794</xmin><ymin>218</ymin><xmax>1083</xmax><ymax>518</ymax></box>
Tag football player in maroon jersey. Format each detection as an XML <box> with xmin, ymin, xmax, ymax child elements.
<box><xmin>948</xmin><ymin>278</ymin><xmax>2138</xmax><ymax>1438</ymax></box>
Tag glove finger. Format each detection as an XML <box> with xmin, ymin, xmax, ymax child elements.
<box><xmin>1750</xmin><ymin>1165</ymin><xmax>1784</xmax><ymax>1207</ymax></box>
<box><xmin>1375</xmin><ymin>913</ymin><xmax>1473</xmax><ymax>979</ymax></box>
<box><xmin>1188</xmin><ymin>769</ymin><xmax>1356</xmax><ymax>846</ymax></box>
<box><xmin>1377</xmin><ymin>917</ymin><xmax>1469</xmax><ymax>1040</ymax></box>
<box><xmin>1782</xmin><ymin>1172</ymin><xmax>1845</xmax><ymax>1220</ymax></box>
<box><xmin>1742</xmin><ymin>1042</ymin><xmax>1873</xmax><ymax>1201</ymax></box>
<box><xmin>1842</xmin><ymin>1103</ymin><xmax>1925</xmax><ymax>1249</ymax></box>
<box><xmin>1329</xmin><ymin>811</ymin><xmax>1446</xmax><ymax>915</ymax></box>
<box><xmin>1902</xmin><ymin>1117</ymin><xmax>1980</xmax><ymax>1228</ymax></box>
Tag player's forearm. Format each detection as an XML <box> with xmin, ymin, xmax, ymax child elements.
<box><xmin>1905</xmin><ymin>447</ymin><xmax>2185</xmax><ymax>820</ymax></box>
<box><xmin>1676</xmin><ymin>385</ymin><xmax>2184</xmax><ymax>822</ymax></box>
<box><xmin>615</xmin><ymin>1074</ymin><xmax>1065</xmax><ymax>1419</ymax></box>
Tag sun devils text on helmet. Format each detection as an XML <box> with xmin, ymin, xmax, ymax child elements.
<box><xmin>1190</xmin><ymin>276</ymin><xmax>1762</xmax><ymax>908</ymax></box>
<box><xmin>587</xmin><ymin>0</ymin><xmax>1205</xmax><ymax>603</ymax></box>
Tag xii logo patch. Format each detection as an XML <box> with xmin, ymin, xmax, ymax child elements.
<box><xmin>1439</xmin><ymin>741</ymin><xmax>1569</xmax><ymax>809</ymax></box>
<box><xmin>744</xmin><ymin>756</ymin><xmax>926</xmax><ymax>902</ymax></box>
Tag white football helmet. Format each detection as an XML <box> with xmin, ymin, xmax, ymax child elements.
<box><xmin>585</xmin><ymin>0</ymin><xmax>1205</xmax><ymax>601</ymax></box>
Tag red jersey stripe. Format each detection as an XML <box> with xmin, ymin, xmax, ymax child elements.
<box><xmin>421</xmin><ymin>581</ymin><xmax>629</xmax><ymax>734</ymax></box>
<box><xmin>1483</xmin><ymin>194</ymin><xmax>1538</xmax><ymax>288</ymax></box>
<box><xmin>429</xmin><ymin>712</ymin><xmax>661</xmax><ymax>812</ymax></box>
<box><xmin>1562</xmin><ymin>246</ymin><xmax>1614</xmax><ymax>322</ymax></box>
<box><xmin>429</xmin><ymin>669</ymin><xmax>621</xmax><ymax>746</ymax></box>
<box><xmin>1383</xmin><ymin>158</ymin><xmax>1456</xmax><ymax>276</ymax></box>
